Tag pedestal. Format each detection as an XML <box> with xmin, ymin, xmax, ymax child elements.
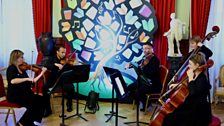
<box><xmin>167</xmin><ymin>56</ymin><xmax>182</xmax><ymax>82</ymax></box>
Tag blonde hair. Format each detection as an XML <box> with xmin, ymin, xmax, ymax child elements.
<box><xmin>9</xmin><ymin>50</ymin><xmax>24</xmax><ymax>66</ymax></box>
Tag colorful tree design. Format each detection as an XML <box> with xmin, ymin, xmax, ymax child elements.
<box><xmin>59</xmin><ymin>0</ymin><xmax>158</xmax><ymax>98</ymax></box>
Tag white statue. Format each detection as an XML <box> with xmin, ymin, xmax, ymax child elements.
<box><xmin>164</xmin><ymin>13</ymin><xmax>186</xmax><ymax>57</ymax></box>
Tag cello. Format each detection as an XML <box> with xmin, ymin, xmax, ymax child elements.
<box><xmin>149</xmin><ymin>59</ymin><xmax>214</xmax><ymax>126</ymax></box>
<box><xmin>149</xmin><ymin>26</ymin><xmax>219</xmax><ymax>126</ymax></box>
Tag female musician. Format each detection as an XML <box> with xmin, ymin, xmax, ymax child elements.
<box><xmin>180</xmin><ymin>36</ymin><xmax>213</xmax><ymax>65</ymax></box>
<box><xmin>42</xmin><ymin>45</ymin><xmax>75</xmax><ymax>116</ymax></box>
<box><xmin>189</xmin><ymin>36</ymin><xmax>213</xmax><ymax>60</ymax></box>
<box><xmin>126</xmin><ymin>42</ymin><xmax>161</xmax><ymax>111</ymax></box>
<box><xmin>163</xmin><ymin>54</ymin><xmax>212</xmax><ymax>126</ymax></box>
<box><xmin>6</xmin><ymin>49</ymin><xmax>47</xmax><ymax>126</ymax></box>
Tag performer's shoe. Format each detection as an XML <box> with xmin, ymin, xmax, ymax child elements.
<box><xmin>140</xmin><ymin>108</ymin><xmax>145</xmax><ymax>112</ymax></box>
<box><xmin>66</xmin><ymin>100</ymin><xmax>73</xmax><ymax>112</ymax></box>
<box><xmin>67</xmin><ymin>106</ymin><xmax>73</xmax><ymax>112</ymax></box>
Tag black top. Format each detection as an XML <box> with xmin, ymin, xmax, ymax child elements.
<box><xmin>163</xmin><ymin>72</ymin><xmax>212</xmax><ymax>126</ymax></box>
<box><xmin>182</xmin><ymin>45</ymin><xmax>213</xmax><ymax>63</ymax></box>
<box><xmin>178</xmin><ymin>45</ymin><xmax>213</xmax><ymax>71</ymax></box>
<box><xmin>183</xmin><ymin>73</ymin><xmax>211</xmax><ymax>110</ymax></box>
<box><xmin>189</xmin><ymin>45</ymin><xmax>213</xmax><ymax>61</ymax></box>
<box><xmin>6</xmin><ymin>65</ymin><xmax>34</xmax><ymax>102</ymax></box>
<box><xmin>44</xmin><ymin>56</ymin><xmax>71</xmax><ymax>85</ymax></box>
<box><xmin>45</xmin><ymin>56</ymin><xmax>61</xmax><ymax>73</ymax></box>
<box><xmin>139</xmin><ymin>55</ymin><xmax>162</xmax><ymax>93</ymax></box>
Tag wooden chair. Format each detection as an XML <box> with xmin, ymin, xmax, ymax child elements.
<box><xmin>214</xmin><ymin>65</ymin><xmax>224</xmax><ymax>107</ymax></box>
<box><xmin>0</xmin><ymin>74</ymin><xmax>20</xmax><ymax>126</ymax></box>
<box><xmin>144</xmin><ymin>65</ymin><xmax>169</xmax><ymax>113</ymax></box>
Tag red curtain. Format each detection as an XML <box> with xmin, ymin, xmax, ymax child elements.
<box><xmin>32</xmin><ymin>0</ymin><xmax>52</xmax><ymax>64</ymax></box>
<box><xmin>150</xmin><ymin>0</ymin><xmax>176</xmax><ymax>66</ymax></box>
<box><xmin>32</xmin><ymin>0</ymin><xmax>52</xmax><ymax>93</ymax></box>
<box><xmin>191</xmin><ymin>0</ymin><xmax>211</xmax><ymax>38</ymax></box>
<box><xmin>61</xmin><ymin>0</ymin><xmax>64</xmax><ymax>8</ymax></box>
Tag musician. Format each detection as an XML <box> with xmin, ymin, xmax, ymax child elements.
<box><xmin>180</xmin><ymin>36</ymin><xmax>213</xmax><ymax>65</ymax></box>
<box><xmin>126</xmin><ymin>42</ymin><xmax>161</xmax><ymax>111</ymax></box>
<box><xmin>42</xmin><ymin>45</ymin><xmax>75</xmax><ymax>116</ymax></box>
<box><xmin>6</xmin><ymin>49</ymin><xmax>47</xmax><ymax>126</ymax></box>
<box><xmin>163</xmin><ymin>54</ymin><xmax>212</xmax><ymax>126</ymax></box>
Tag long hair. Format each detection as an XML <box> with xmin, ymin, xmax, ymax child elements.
<box><xmin>9</xmin><ymin>50</ymin><xmax>24</xmax><ymax>66</ymax></box>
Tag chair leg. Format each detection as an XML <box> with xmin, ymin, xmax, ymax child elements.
<box><xmin>214</xmin><ymin>96</ymin><xmax>218</xmax><ymax>108</ymax></box>
<box><xmin>11</xmin><ymin>108</ymin><xmax>17</xmax><ymax>126</ymax></box>
<box><xmin>149</xmin><ymin>105</ymin><xmax>159</xmax><ymax>122</ymax></box>
<box><xmin>132</xmin><ymin>100</ymin><xmax>135</xmax><ymax>110</ymax></box>
<box><xmin>5</xmin><ymin>108</ymin><xmax>10</xmax><ymax>122</ymax></box>
<box><xmin>144</xmin><ymin>95</ymin><xmax>150</xmax><ymax>114</ymax></box>
<box><xmin>51</xmin><ymin>94</ymin><xmax>55</xmax><ymax>113</ymax></box>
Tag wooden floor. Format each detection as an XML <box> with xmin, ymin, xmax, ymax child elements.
<box><xmin>0</xmin><ymin>97</ymin><xmax>224</xmax><ymax>126</ymax></box>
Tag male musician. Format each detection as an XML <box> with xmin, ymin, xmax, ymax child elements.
<box><xmin>42</xmin><ymin>45</ymin><xmax>75</xmax><ymax>117</ymax></box>
<box><xmin>126</xmin><ymin>42</ymin><xmax>162</xmax><ymax>111</ymax></box>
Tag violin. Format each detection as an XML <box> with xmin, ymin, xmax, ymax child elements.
<box><xmin>19</xmin><ymin>62</ymin><xmax>43</xmax><ymax>72</ymax></box>
<box><xmin>139</xmin><ymin>54</ymin><xmax>154</xmax><ymax>68</ymax></box>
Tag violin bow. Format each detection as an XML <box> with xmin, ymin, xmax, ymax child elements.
<box><xmin>30</xmin><ymin>51</ymin><xmax>34</xmax><ymax>79</ymax></box>
<box><xmin>68</xmin><ymin>50</ymin><xmax>77</xmax><ymax>59</ymax></box>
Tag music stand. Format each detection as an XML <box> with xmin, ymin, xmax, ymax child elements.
<box><xmin>124</xmin><ymin>62</ymin><xmax>149</xmax><ymax>126</ymax></box>
<box><xmin>104</xmin><ymin>67</ymin><xmax>127</xmax><ymax>126</ymax></box>
<box><xmin>48</xmin><ymin>64</ymin><xmax>90</xmax><ymax>126</ymax></box>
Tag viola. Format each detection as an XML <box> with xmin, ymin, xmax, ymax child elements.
<box><xmin>60</xmin><ymin>57</ymin><xmax>87</xmax><ymax>66</ymax></box>
<box><xmin>149</xmin><ymin>59</ymin><xmax>214</xmax><ymax>126</ymax></box>
<box><xmin>19</xmin><ymin>62</ymin><xmax>44</xmax><ymax>72</ymax></box>
<box><xmin>139</xmin><ymin>54</ymin><xmax>154</xmax><ymax>68</ymax></box>
<box><xmin>60</xmin><ymin>58</ymin><xmax>76</xmax><ymax>65</ymax></box>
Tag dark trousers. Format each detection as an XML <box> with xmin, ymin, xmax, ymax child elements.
<box><xmin>127</xmin><ymin>82</ymin><xmax>152</xmax><ymax>108</ymax></box>
<box><xmin>42</xmin><ymin>82</ymin><xmax>74</xmax><ymax>112</ymax></box>
<box><xmin>13</xmin><ymin>94</ymin><xmax>44</xmax><ymax>126</ymax></box>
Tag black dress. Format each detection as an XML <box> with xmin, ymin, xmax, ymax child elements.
<box><xmin>162</xmin><ymin>73</ymin><xmax>212</xmax><ymax>126</ymax></box>
<box><xmin>180</xmin><ymin>45</ymin><xmax>213</xmax><ymax>65</ymax></box>
<box><xmin>7</xmin><ymin>65</ymin><xmax>44</xmax><ymax>126</ymax></box>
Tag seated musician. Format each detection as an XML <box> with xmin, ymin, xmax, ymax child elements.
<box><xmin>163</xmin><ymin>54</ymin><xmax>212</xmax><ymax>126</ymax></box>
<box><xmin>6</xmin><ymin>49</ymin><xmax>47</xmax><ymax>126</ymax></box>
<box><xmin>42</xmin><ymin>45</ymin><xmax>75</xmax><ymax>116</ymax></box>
<box><xmin>126</xmin><ymin>42</ymin><xmax>162</xmax><ymax>111</ymax></box>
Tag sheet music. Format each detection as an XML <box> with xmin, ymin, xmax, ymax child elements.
<box><xmin>115</xmin><ymin>77</ymin><xmax>125</xmax><ymax>96</ymax></box>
